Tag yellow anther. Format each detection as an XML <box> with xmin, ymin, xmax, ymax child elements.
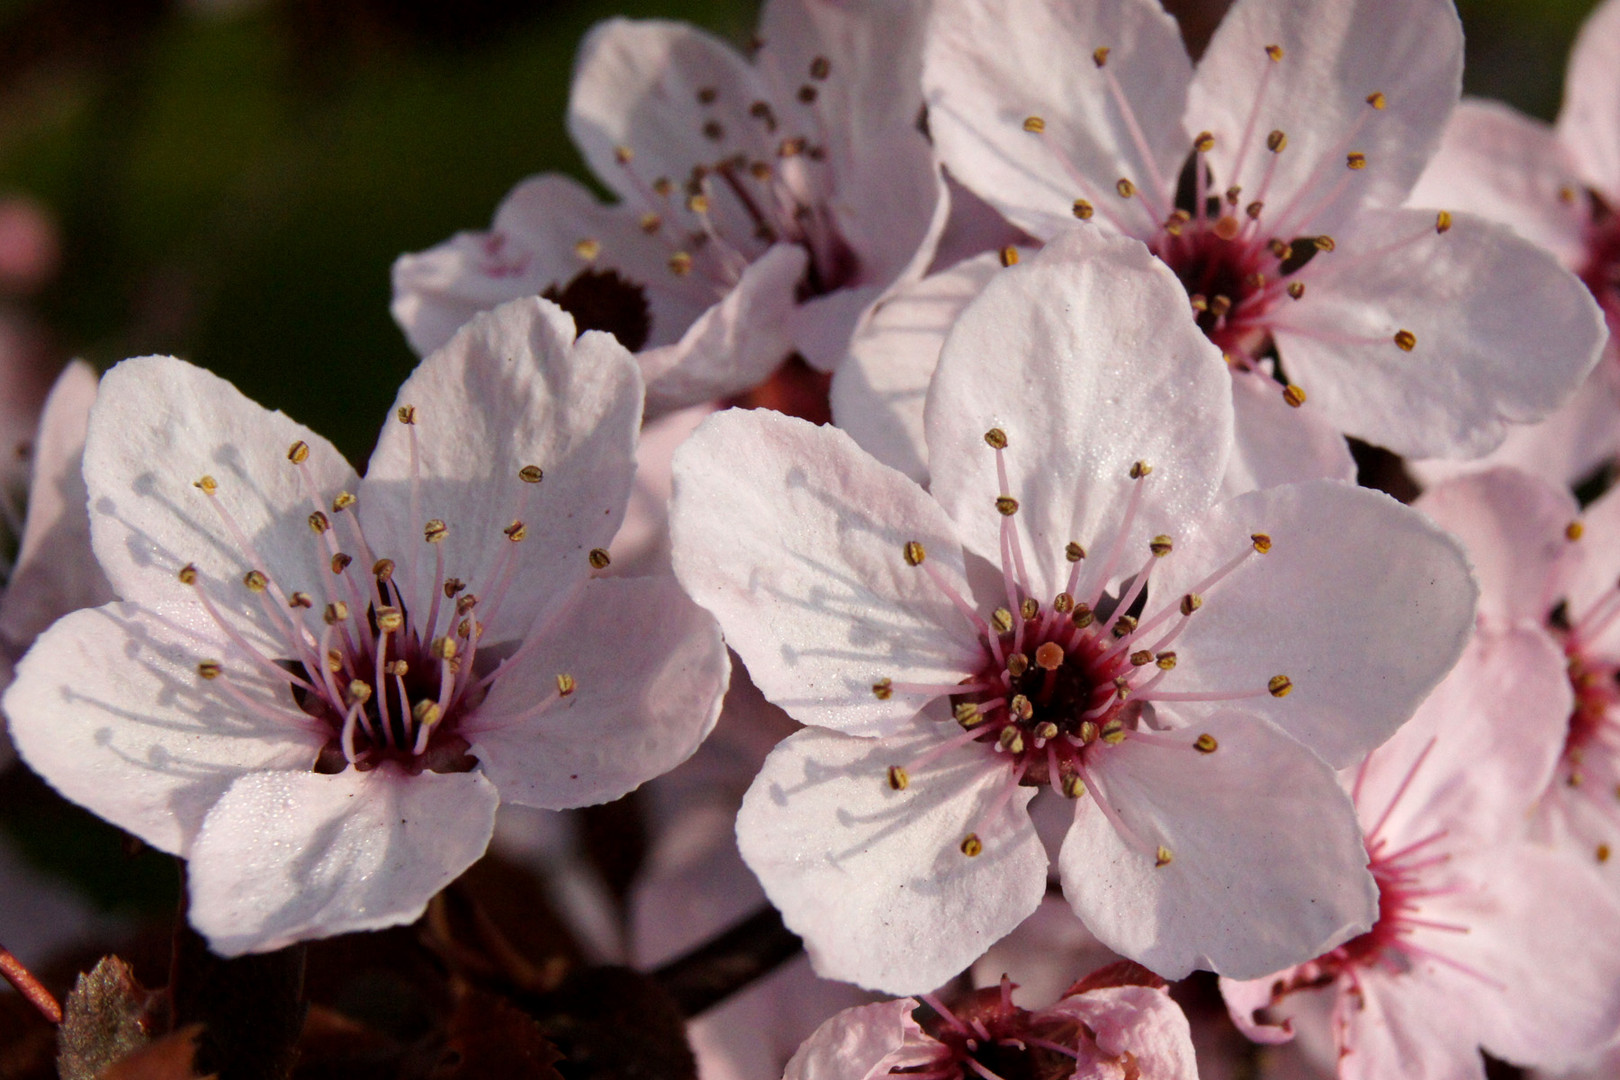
<box><xmin>1053</xmin><ymin>592</ymin><xmax>1075</xmax><ymax>614</ymax></box>
<box><xmin>443</xmin><ymin>577</ymin><xmax>465</xmax><ymax>597</ymax></box>
<box><xmin>1282</xmin><ymin>384</ymin><xmax>1307</xmax><ymax>408</ymax></box>
<box><xmin>1023</xmin><ymin>116</ymin><xmax>1046</xmax><ymax>133</ymax></box>
<box><xmin>1155</xmin><ymin>846</ymin><xmax>1173</xmax><ymax>867</ymax></box>
<box><xmin>872</xmin><ymin>678</ymin><xmax>893</xmax><ymax>700</ymax></box>
<box><xmin>961</xmin><ymin>833</ymin><xmax>984</xmax><ymax>857</ymax></box>
<box><xmin>1213</xmin><ymin>215</ymin><xmax>1241</xmax><ymax>240</ymax></box>
<box><xmin>588</xmin><ymin>548</ymin><xmax>612</xmax><ymax>569</ymax></box>
<box><xmin>1194</xmin><ymin>733</ymin><xmax>1218</xmax><ymax>753</ymax></box>
<box><xmin>373</xmin><ymin>558</ymin><xmax>395</xmax><ymax>582</ymax></box>
<box><xmin>1435</xmin><ymin>210</ymin><xmax>1452</xmax><ymax>234</ymax></box>
<box><xmin>1265</xmin><ymin>44</ymin><xmax>1283</xmax><ymax>61</ymax></box>
<box><xmin>1006</xmin><ymin>653</ymin><xmax>1029</xmax><ymax>678</ymax></box>
<box><xmin>1287</xmin><ymin>281</ymin><xmax>1305</xmax><ymax>300</ymax></box>
<box><xmin>1035</xmin><ymin>642</ymin><xmax>1065</xmax><ymax>670</ymax></box>
<box><xmin>1193</xmin><ymin>131</ymin><xmax>1215</xmax><ymax>153</ymax></box>
<box><xmin>639</xmin><ymin>212</ymin><xmax>662</xmax><ymax>233</ymax></box>
<box><xmin>1180</xmin><ymin>593</ymin><xmax>1203</xmax><ymax>616</ymax></box>
<box><xmin>954</xmin><ymin>701</ymin><xmax>983</xmax><ymax>727</ymax></box>
<box><xmin>1130</xmin><ymin>649</ymin><xmax>1153</xmax><ymax>667</ymax></box>
<box><xmin>1269</xmin><ymin>239</ymin><xmax>1292</xmax><ymax>259</ymax></box>
<box><xmin>1116</xmin><ymin>178</ymin><xmax>1136</xmax><ymax>198</ymax></box>
<box><xmin>377</xmin><ymin>607</ymin><xmax>404</xmax><ymax>633</ymax></box>
<box><xmin>1033</xmin><ymin>721</ymin><xmax>1059</xmax><ymax>741</ymax></box>
<box><xmin>308</xmin><ymin>510</ymin><xmax>330</xmax><ymax>535</ymax></box>
<box><xmin>332</xmin><ymin>491</ymin><xmax>357</xmax><ymax>512</ymax></box>
<box><xmin>652</xmin><ymin>177</ymin><xmax>675</xmax><ymax>196</ymax></box>
<box><xmin>685</xmin><ymin>194</ymin><xmax>710</xmax><ymax>215</ymax></box>
<box><xmin>423</xmin><ymin>519</ymin><xmax>448</xmax><ymax>544</ymax></box>
<box><xmin>178</xmin><ymin>563</ymin><xmax>199</xmax><ymax>585</ymax></box>
<box><xmin>999</xmin><ymin>246</ymin><xmax>1020</xmax><ymax>267</ymax></box>
<box><xmin>903</xmin><ymin>540</ymin><xmax>926</xmax><ymax>566</ymax></box>
<box><xmin>1065</xmin><ymin>541</ymin><xmax>1086</xmax><ymax>562</ymax></box>
<box><xmin>1072</xmin><ymin>199</ymin><xmax>1095</xmax><ymax>220</ymax></box>
<box><xmin>243</xmin><ymin>570</ymin><xmax>268</xmax><ymax>593</ymax></box>
<box><xmin>197</xmin><ymin>660</ymin><xmax>222</xmax><ymax>680</ymax></box>
<box><xmin>992</xmin><ymin>608</ymin><xmax>1014</xmax><ymax>634</ymax></box>
<box><xmin>614</xmin><ymin>145</ymin><xmax>634</xmax><ymax>164</ymax></box>
<box><xmin>323</xmin><ymin>601</ymin><xmax>349</xmax><ymax>625</ymax></box>
<box><xmin>1599</xmin><ymin>844</ymin><xmax>1612</xmax><ymax>864</ymax></box>
<box><xmin>1268</xmin><ymin>674</ymin><xmax>1294</xmax><ymax>698</ymax></box>
<box><xmin>556</xmin><ymin>673</ymin><xmax>577</xmax><ymax>697</ymax></box>
<box><xmin>1366</xmin><ymin>90</ymin><xmax>1386</xmax><ymax>109</ymax></box>
<box><xmin>456</xmin><ymin>594</ymin><xmax>479</xmax><ymax>614</ymax></box>
<box><xmin>1209</xmin><ymin>295</ymin><xmax>1232</xmax><ymax>317</ymax></box>
<box><xmin>505</xmin><ymin>521</ymin><xmax>529</xmax><ymax>542</ymax></box>
<box><xmin>195</xmin><ymin>475</ymin><xmax>218</xmax><ymax>495</ymax></box>
<box><xmin>431</xmin><ymin>636</ymin><xmax>459</xmax><ymax>661</ymax></box>
<box><xmin>287</xmin><ymin>440</ymin><xmax>310</xmax><ymax>464</ymax></box>
<box><xmin>887</xmin><ymin>765</ymin><xmax>910</xmax><ymax>791</ymax></box>
<box><xmin>1079</xmin><ymin>720</ymin><xmax>1100</xmax><ymax>744</ymax></box>
<box><xmin>347</xmin><ymin>680</ymin><xmax>372</xmax><ymax>703</ymax></box>
<box><xmin>1560</xmin><ymin>186</ymin><xmax>1578</xmax><ymax>204</ymax></box>
<box><xmin>1251</xmin><ymin>533</ymin><xmax>1273</xmax><ymax>554</ymax></box>
<box><xmin>996</xmin><ymin>495</ymin><xmax>1019</xmax><ymax>516</ymax></box>
<box><xmin>1093</xmin><ymin>46</ymin><xmax>1110</xmax><ymax>67</ymax></box>
<box><xmin>1346</xmin><ymin>152</ymin><xmax>1367</xmax><ymax>170</ymax></box>
<box><xmin>1225</xmin><ymin>185</ymin><xmax>1242</xmax><ymax>205</ymax></box>
<box><xmin>1062</xmin><ymin>774</ymin><xmax>1086</xmax><ymax>799</ymax></box>
<box><xmin>326</xmin><ymin>649</ymin><xmax>344</xmax><ymax>673</ymax></box>
<box><xmin>1266</xmin><ymin>130</ymin><xmax>1287</xmax><ymax>153</ymax></box>
<box><xmin>1112</xmin><ymin>615</ymin><xmax>1137</xmax><ymax>638</ymax></box>
<box><xmin>1100</xmin><ymin>719</ymin><xmax>1126</xmax><ymax>744</ymax></box>
<box><xmin>1020</xmin><ymin>597</ymin><xmax>1038</xmax><ymax>620</ymax></box>
<box><xmin>1150</xmin><ymin>534</ymin><xmax>1173</xmax><ymax>557</ymax></box>
<box><xmin>999</xmin><ymin>724</ymin><xmax>1026</xmax><ymax>752</ymax></box>
<box><xmin>1314</xmin><ymin>235</ymin><xmax>1336</xmax><ymax>252</ymax></box>
<box><xmin>1130</xmin><ymin>460</ymin><xmax>1152</xmax><ymax>479</ymax></box>
<box><xmin>1156</xmin><ymin>651</ymin><xmax>1178</xmax><ymax>670</ymax></box>
<box><xmin>412</xmin><ymin>700</ymin><xmax>442</xmax><ymax>729</ymax></box>
<box><xmin>1567</xmin><ymin>521</ymin><xmax>1585</xmax><ymax>542</ymax></box>
<box><xmin>1245</xmin><ymin>200</ymin><xmax>1264</xmax><ymax>220</ymax></box>
<box><xmin>519</xmin><ymin>464</ymin><xmax>544</xmax><ymax>484</ymax></box>
<box><xmin>1071</xmin><ymin>604</ymin><xmax>1095</xmax><ymax>629</ymax></box>
<box><xmin>397</xmin><ymin>405</ymin><xmax>417</xmax><ymax>425</ymax></box>
<box><xmin>669</xmin><ymin>252</ymin><xmax>693</xmax><ymax>276</ymax></box>
<box><xmin>984</xmin><ymin>427</ymin><xmax>1009</xmax><ymax>449</ymax></box>
<box><xmin>810</xmin><ymin>55</ymin><xmax>831</xmax><ymax>79</ymax></box>
<box><xmin>288</xmin><ymin>592</ymin><xmax>313</xmax><ymax>609</ymax></box>
<box><xmin>1394</xmin><ymin>329</ymin><xmax>1416</xmax><ymax>352</ymax></box>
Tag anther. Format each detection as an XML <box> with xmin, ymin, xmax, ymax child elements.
<box><xmin>456</xmin><ymin>594</ymin><xmax>479</xmax><ymax>615</ymax></box>
<box><xmin>1155</xmin><ymin>846</ymin><xmax>1173</xmax><ymax>867</ymax></box>
<box><xmin>1193</xmin><ymin>131</ymin><xmax>1214</xmax><ymax>153</ymax></box>
<box><xmin>984</xmin><ymin>427</ymin><xmax>1008</xmax><ymax>449</ymax></box>
<box><xmin>1006</xmin><ymin>653</ymin><xmax>1029</xmax><ymax>677</ymax></box>
<box><xmin>1130</xmin><ymin>461</ymin><xmax>1152</xmax><ymax>478</ymax></box>
<box><xmin>332</xmin><ymin>492</ymin><xmax>357</xmax><ymax>512</ymax></box>
<box><xmin>955</xmin><ymin>702</ymin><xmax>983</xmax><ymax>726</ymax></box>
<box><xmin>995</xmin><ymin>495</ymin><xmax>1019</xmax><ymax>516</ymax></box>
<box><xmin>704</xmin><ymin>116</ymin><xmax>728</xmax><ymax>137</ymax></box>
<box><xmin>1214</xmin><ymin>216</ymin><xmax>1241</xmax><ymax>240</ymax></box>
<box><xmin>1245</xmin><ymin>201</ymin><xmax>1264</xmax><ymax>220</ymax></box>
<box><xmin>1100</xmin><ymin>719</ymin><xmax>1126</xmax><ymax>744</ymax></box>
<box><xmin>652</xmin><ymin>177</ymin><xmax>675</xmax><ymax>196</ymax></box>
<box><xmin>373</xmin><ymin>558</ymin><xmax>395</xmax><ymax>582</ymax></box>
<box><xmin>991</xmin><ymin>608</ymin><xmax>1014</xmax><ymax>634</ymax></box>
<box><xmin>1567</xmin><ymin>521</ymin><xmax>1585</xmax><ymax>542</ymax></box>
<box><xmin>1071</xmin><ymin>604</ymin><xmax>1095</xmax><ymax>628</ymax></box>
<box><xmin>178</xmin><ymin>563</ymin><xmax>199</xmax><ymax>585</ymax></box>
<box><xmin>1150</xmin><ymin>534</ymin><xmax>1173</xmax><ymax>557</ymax></box>
<box><xmin>323</xmin><ymin>601</ymin><xmax>349</xmax><ymax>625</ymax></box>
<box><xmin>347</xmin><ymin>680</ymin><xmax>372</xmax><ymax>703</ymax></box>
<box><xmin>998</xmin><ymin>725</ymin><xmax>1025</xmax><ymax>752</ymax></box>
<box><xmin>1346</xmin><ymin>152</ymin><xmax>1367</xmax><ymax>170</ymax></box>
<box><xmin>413</xmin><ymin>700</ymin><xmax>442</xmax><ymax>731</ymax></box>
<box><xmin>887</xmin><ymin>765</ymin><xmax>909</xmax><ymax>791</ymax></box>
<box><xmin>1072</xmin><ymin>199</ymin><xmax>1094</xmax><ymax>220</ymax></box>
<box><xmin>1194</xmin><ymin>733</ymin><xmax>1218</xmax><ymax>753</ymax></box>
<box><xmin>1116</xmin><ymin>178</ymin><xmax>1136</xmax><ymax>198</ymax></box>
<box><xmin>1034</xmin><ymin>721</ymin><xmax>1059</xmax><ymax>741</ymax></box>
<box><xmin>1265</xmin><ymin>44</ymin><xmax>1283</xmax><ymax>60</ymax></box>
<box><xmin>1268</xmin><ymin>674</ymin><xmax>1294</xmax><ymax>698</ymax></box>
<box><xmin>1035</xmin><ymin>642</ymin><xmax>1065</xmax><ymax>670</ymax></box>
<box><xmin>326</xmin><ymin>650</ymin><xmax>343</xmax><ymax>673</ymax></box>
<box><xmin>999</xmin><ymin>246</ymin><xmax>1019</xmax><ymax>267</ymax></box>
<box><xmin>1251</xmin><ymin>533</ymin><xmax>1273</xmax><ymax>553</ymax></box>
<box><xmin>1156</xmin><ymin>651</ymin><xmax>1178</xmax><ymax>670</ymax></box>
<box><xmin>1269</xmin><ymin>239</ymin><xmax>1291</xmax><ymax>259</ymax></box>
<box><xmin>431</xmin><ymin>636</ymin><xmax>458</xmax><ymax>661</ymax></box>
<box><xmin>639</xmin><ymin>212</ymin><xmax>662</xmax><ymax>233</ymax></box>
<box><xmin>1079</xmin><ymin>720</ymin><xmax>1100</xmax><ymax>744</ymax></box>
<box><xmin>1062</xmin><ymin>775</ymin><xmax>1086</xmax><ymax>799</ymax></box>
<box><xmin>1180</xmin><ymin>593</ymin><xmax>1203</xmax><ymax>615</ymax></box>
<box><xmin>423</xmin><ymin>519</ymin><xmax>448</xmax><ymax>544</ymax></box>
<box><xmin>614</xmin><ymin>146</ymin><xmax>634</xmax><ymax>165</ymax></box>
<box><xmin>1022</xmin><ymin>116</ymin><xmax>1045</xmax><ymax>133</ymax></box>
<box><xmin>308</xmin><ymin>510</ymin><xmax>330</xmax><ymax>535</ymax></box>
<box><xmin>195</xmin><ymin>475</ymin><xmax>218</xmax><ymax>495</ymax></box>
<box><xmin>588</xmin><ymin>548</ymin><xmax>611</xmax><ymax>569</ymax></box>
<box><xmin>669</xmin><ymin>252</ymin><xmax>693</xmax><ymax>276</ymax></box>
<box><xmin>1053</xmin><ymin>592</ymin><xmax>1075</xmax><ymax>614</ymax></box>
<box><xmin>243</xmin><ymin>570</ymin><xmax>268</xmax><ymax>593</ymax></box>
<box><xmin>1209</xmin><ymin>295</ymin><xmax>1232</xmax><ymax>317</ymax></box>
<box><xmin>386</xmin><ymin>660</ymin><xmax>411</xmax><ymax>679</ymax></box>
<box><xmin>197</xmin><ymin>660</ymin><xmax>222</xmax><ymax>680</ymax></box>
<box><xmin>287</xmin><ymin>440</ymin><xmax>310</xmax><ymax>464</ymax></box>
<box><xmin>696</xmin><ymin>86</ymin><xmax>718</xmax><ymax>104</ymax></box>
<box><xmin>1112</xmin><ymin>615</ymin><xmax>1138</xmax><ymax>638</ymax></box>
<box><xmin>1092</xmin><ymin>46</ymin><xmax>1110</xmax><ymax>67</ymax></box>
<box><xmin>1065</xmin><ymin>541</ymin><xmax>1086</xmax><ymax>562</ymax></box>
<box><xmin>961</xmin><ymin>834</ymin><xmax>983</xmax><ymax>857</ymax></box>
<box><xmin>1366</xmin><ymin>91</ymin><xmax>1386</xmax><ymax>109</ymax></box>
<box><xmin>519</xmin><ymin>464</ymin><xmax>544</xmax><ymax>484</ymax></box>
<box><xmin>397</xmin><ymin>405</ymin><xmax>417</xmax><ymax>425</ymax></box>
<box><xmin>1394</xmin><ymin>329</ymin><xmax>1416</xmax><ymax>352</ymax></box>
<box><xmin>903</xmin><ymin>540</ymin><xmax>926</xmax><ymax>566</ymax></box>
<box><xmin>1282</xmin><ymin>384</ymin><xmax>1307</xmax><ymax>408</ymax></box>
<box><xmin>686</xmin><ymin>193</ymin><xmax>710</xmax><ymax>215</ymax></box>
<box><xmin>1286</xmin><ymin>281</ymin><xmax>1305</xmax><ymax>299</ymax></box>
<box><xmin>556</xmin><ymin>673</ymin><xmax>577</xmax><ymax>697</ymax></box>
<box><xmin>872</xmin><ymin>678</ymin><xmax>893</xmax><ymax>700</ymax></box>
<box><xmin>376</xmin><ymin>607</ymin><xmax>404</xmax><ymax>633</ymax></box>
<box><xmin>505</xmin><ymin>521</ymin><xmax>529</xmax><ymax>542</ymax></box>
<box><xmin>1020</xmin><ymin>597</ymin><xmax>1038</xmax><ymax>620</ymax></box>
<box><xmin>574</xmin><ymin>239</ymin><xmax>601</xmax><ymax>261</ymax></box>
<box><xmin>1225</xmin><ymin>185</ymin><xmax>1242</xmax><ymax>205</ymax></box>
<box><xmin>1599</xmin><ymin>844</ymin><xmax>1612</xmax><ymax>863</ymax></box>
<box><xmin>1266</xmin><ymin>130</ymin><xmax>1287</xmax><ymax>153</ymax></box>
<box><xmin>1130</xmin><ymin>649</ymin><xmax>1153</xmax><ymax>667</ymax></box>
<box><xmin>1314</xmin><ymin>235</ymin><xmax>1336</xmax><ymax>252</ymax></box>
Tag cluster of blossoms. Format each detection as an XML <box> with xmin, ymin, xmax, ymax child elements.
<box><xmin>7</xmin><ymin>0</ymin><xmax>1620</xmax><ymax>1077</ymax></box>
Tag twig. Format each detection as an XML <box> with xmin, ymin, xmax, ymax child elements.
<box><xmin>0</xmin><ymin>941</ymin><xmax>62</xmax><ymax>1024</ymax></box>
<box><xmin>650</xmin><ymin>905</ymin><xmax>802</xmax><ymax>1017</ymax></box>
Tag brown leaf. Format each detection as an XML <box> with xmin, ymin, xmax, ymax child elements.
<box><xmin>56</xmin><ymin>956</ymin><xmax>160</xmax><ymax>1080</ymax></box>
<box><xmin>100</xmin><ymin>1024</ymin><xmax>213</xmax><ymax>1080</ymax></box>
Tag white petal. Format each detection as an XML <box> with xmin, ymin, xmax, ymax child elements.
<box><xmin>783</xmin><ymin>999</ymin><xmax>935</xmax><ymax>1080</ymax></box>
<box><xmin>607</xmin><ymin>401</ymin><xmax>715</xmax><ymax>577</ymax></box>
<box><xmin>361</xmin><ymin>297</ymin><xmax>642</xmax><ymax>640</ymax></box>
<box><xmin>1559</xmin><ymin>0</ymin><xmax>1620</xmax><ymax>197</ymax></box>
<box><xmin>1408</xmin><ymin>98</ymin><xmax>1589</xmax><ymax>269</ymax></box>
<box><xmin>1048</xmin><ymin>985</ymin><xmax>1201</xmax><ymax>1080</ymax></box>
<box><xmin>923</xmin><ymin>0</ymin><xmax>1187</xmax><ymax>243</ymax></box>
<box><xmin>970</xmin><ymin>896</ymin><xmax>1119</xmax><ymax>1009</ymax></box>
<box><xmin>1059</xmin><ymin>713</ymin><xmax>1376</xmax><ymax>980</ymax></box>
<box><xmin>925</xmin><ymin>226</ymin><xmax>1232</xmax><ymax>597</ymax></box>
<box><xmin>1147</xmin><ymin>480</ymin><xmax>1476</xmax><ymax>768</ymax></box>
<box><xmin>1273</xmin><ymin>208</ymin><xmax>1605</xmax><ymax>459</ymax></box>
<box><xmin>1332</xmin><ymin>973</ymin><xmax>1486</xmax><ymax>1080</ymax></box>
<box><xmin>1415</xmin><ymin>468</ymin><xmax>1578</xmax><ymax>626</ymax></box>
<box><xmin>83</xmin><ymin>355</ymin><xmax>358</xmax><ymax>622</ymax></box>
<box><xmin>469</xmin><ymin>575</ymin><xmax>728</xmax><ymax>810</ymax></box>
<box><xmin>4</xmin><ymin>603</ymin><xmax>325</xmax><ymax>855</ymax></box>
<box><xmin>670</xmin><ymin>409</ymin><xmax>983</xmax><ymax>738</ymax></box>
<box><xmin>831</xmin><ymin>252</ymin><xmax>1000</xmax><ymax>484</ymax></box>
<box><xmin>1222</xmin><ymin>367</ymin><xmax>1355</xmax><ymax>497</ymax></box>
<box><xmin>737</xmin><ymin>726</ymin><xmax>1045</xmax><ymax>995</ymax></box>
<box><xmin>1190</xmin><ymin>0</ymin><xmax>1461</xmax><ymax>234</ymax></box>
<box><xmin>187</xmin><ymin>765</ymin><xmax>497</xmax><ymax>956</ymax></box>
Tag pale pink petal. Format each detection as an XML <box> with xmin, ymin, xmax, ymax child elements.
<box><xmin>923</xmin><ymin>0</ymin><xmax>1190</xmax><ymax>243</ymax></box>
<box><xmin>362</xmin><ymin>297</ymin><xmax>641</xmax><ymax>640</ymax></box>
<box><xmin>1560</xmin><ymin>478</ymin><xmax>1620</xmax><ymax>644</ymax></box>
<box><xmin>1218</xmin><ymin>975</ymin><xmax>1298</xmax><ymax>1046</ymax></box>
<box><xmin>1272</xmin><ymin>207</ymin><xmax>1604</xmax><ymax>460</ymax></box>
<box><xmin>1335</xmin><ymin>974</ymin><xmax>1487</xmax><ymax>1080</ymax></box>
<box><xmin>1148</xmin><ymin>480</ymin><xmax>1476</xmax><ymax>767</ymax></box>
<box><xmin>81</xmin><ymin>355</ymin><xmax>358</xmax><ymax>620</ymax></box>
<box><xmin>1048</xmin><ymin>985</ymin><xmax>1200</xmax><ymax>1080</ymax></box>
<box><xmin>737</xmin><ymin>726</ymin><xmax>1045</xmax><ymax>994</ymax></box>
<box><xmin>4</xmin><ymin>603</ymin><xmax>325</xmax><ymax>855</ymax></box>
<box><xmin>925</xmin><ymin>226</ymin><xmax>1231</xmax><ymax>593</ymax></box>
<box><xmin>688</xmin><ymin>957</ymin><xmax>882</xmax><ymax>1080</ymax></box>
<box><xmin>1059</xmin><ymin>712</ymin><xmax>1376</xmax><ymax>980</ymax></box>
<box><xmin>389</xmin><ymin>173</ymin><xmax>708</xmax><ymax>359</ymax></box>
<box><xmin>1408</xmin><ymin>99</ymin><xmax>1589</xmax><ymax>269</ymax></box>
<box><xmin>783</xmin><ymin>999</ymin><xmax>936</xmax><ymax>1080</ymax></box>
<box><xmin>1190</xmin><ymin>0</ymin><xmax>1461</xmax><ymax>235</ymax></box>
<box><xmin>670</xmin><ymin>409</ymin><xmax>983</xmax><ymax>738</ymax></box>
<box><xmin>1222</xmin><ymin>367</ymin><xmax>1355</xmax><ymax>496</ymax></box>
<box><xmin>1559</xmin><ymin>0</ymin><xmax>1620</xmax><ymax>197</ymax></box>
<box><xmin>468</xmin><ymin>574</ymin><xmax>728</xmax><ymax>810</ymax></box>
<box><xmin>186</xmin><ymin>765</ymin><xmax>498</xmax><ymax>956</ymax></box>
<box><xmin>1415</xmin><ymin>468</ymin><xmax>1578</xmax><ymax>625</ymax></box>
<box><xmin>0</xmin><ymin>361</ymin><xmax>114</xmax><ymax>663</ymax></box>
<box><xmin>831</xmin><ymin>252</ymin><xmax>1001</xmax><ymax>484</ymax></box>
<box><xmin>971</xmin><ymin>897</ymin><xmax>1120</xmax><ymax>1009</ymax></box>
<box><xmin>927</xmin><ymin>174</ymin><xmax>1033</xmax><ymax>276</ymax></box>
<box><xmin>607</xmin><ymin>402</ymin><xmax>715</xmax><ymax>577</ymax></box>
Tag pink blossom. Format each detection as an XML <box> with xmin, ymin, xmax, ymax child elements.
<box><xmin>3</xmin><ymin>297</ymin><xmax>729</xmax><ymax>956</ymax></box>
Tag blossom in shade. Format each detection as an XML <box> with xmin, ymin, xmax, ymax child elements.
<box><xmin>1407</xmin><ymin>0</ymin><xmax>1620</xmax><ymax>487</ymax></box>
<box><xmin>392</xmin><ymin>0</ymin><xmax>942</xmax><ymax>417</ymax></box>
<box><xmin>914</xmin><ymin>0</ymin><xmax>1602</xmax><ymax>467</ymax></box>
<box><xmin>1220</xmin><ymin>627</ymin><xmax>1620</xmax><ymax>1079</ymax></box>
<box><xmin>781</xmin><ymin>963</ymin><xmax>1198</xmax><ymax>1080</ymax></box>
<box><xmin>3</xmin><ymin>297</ymin><xmax>729</xmax><ymax>956</ymax></box>
<box><xmin>671</xmin><ymin>230</ymin><xmax>1476</xmax><ymax>993</ymax></box>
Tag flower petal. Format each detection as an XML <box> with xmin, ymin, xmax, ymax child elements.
<box><xmin>737</xmin><ymin>726</ymin><xmax>1045</xmax><ymax>994</ymax></box>
<box><xmin>783</xmin><ymin>999</ymin><xmax>935</xmax><ymax>1080</ymax></box>
<box><xmin>1059</xmin><ymin>712</ymin><xmax>1376</xmax><ymax>980</ymax></box>
<box><xmin>1146</xmin><ymin>479</ymin><xmax>1476</xmax><ymax>768</ymax></box>
<box><xmin>4</xmin><ymin>603</ymin><xmax>325</xmax><ymax>855</ymax></box>
<box><xmin>187</xmin><ymin>765</ymin><xmax>498</xmax><ymax>956</ymax></box>
<box><xmin>1272</xmin><ymin>207</ymin><xmax>1605</xmax><ymax>459</ymax></box>
<box><xmin>1222</xmin><ymin>367</ymin><xmax>1355</xmax><ymax>496</ymax></box>
<box><xmin>362</xmin><ymin>297</ymin><xmax>642</xmax><ymax>640</ymax></box>
<box><xmin>468</xmin><ymin>574</ymin><xmax>728</xmax><ymax>810</ymax></box>
<box><xmin>1047</xmin><ymin>985</ymin><xmax>1200</xmax><ymax>1080</ymax></box>
<box><xmin>670</xmin><ymin>409</ymin><xmax>983</xmax><ymax>738</ymax></box>
<box><xmin>925</xmin><ymin>226</ymin><xmax>1231</xmax><ymax>596</ymax></box>
<box><xmin>1559</xmin><ymin>0</ymin><xmax>1620</xmax><ymax>197</ymax></box>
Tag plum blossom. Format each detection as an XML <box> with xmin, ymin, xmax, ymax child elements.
<box><xmin>781</xmin><ymin>963</ymin><xmax>1198</xmax><ymax>1080</ymax></box>
<box><xmin>392</xmin><ymin>0</ymin><xmax>942</xmax><ymax>417</ymax></box>
<box><xmin>3</xmin><ymin>296</ymin><xmax>729</xmax><ymax>956</ymax></box>
<box><xmin>891</xmin><ymin>0</ymin><xmax>1601</xmax><ymax>478</ymax></box>
<box><xmin>670</xmin><ymin>230</ymin><xmax>1476</xmax><ymax>994</ymax></box>
<box><xmin>1220</xmin><ymin>628</ymin><xmax>1620</xmax><ymax>1079</ymax></box>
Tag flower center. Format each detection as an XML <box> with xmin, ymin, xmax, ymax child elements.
<box><xmin>1580</xmin><ymin>197</ymin><xmax>1620</xmax><ymax>349</ymax></box>
<box><xmin>1544</xmin><ymin>579</ymin><xmax>1620</xmax><ymax>815</ymax></box>
<box><xmin>901</xmin><ymin>981</ymin><xmax>1135</xmax><ymax>1080</ymax></box>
